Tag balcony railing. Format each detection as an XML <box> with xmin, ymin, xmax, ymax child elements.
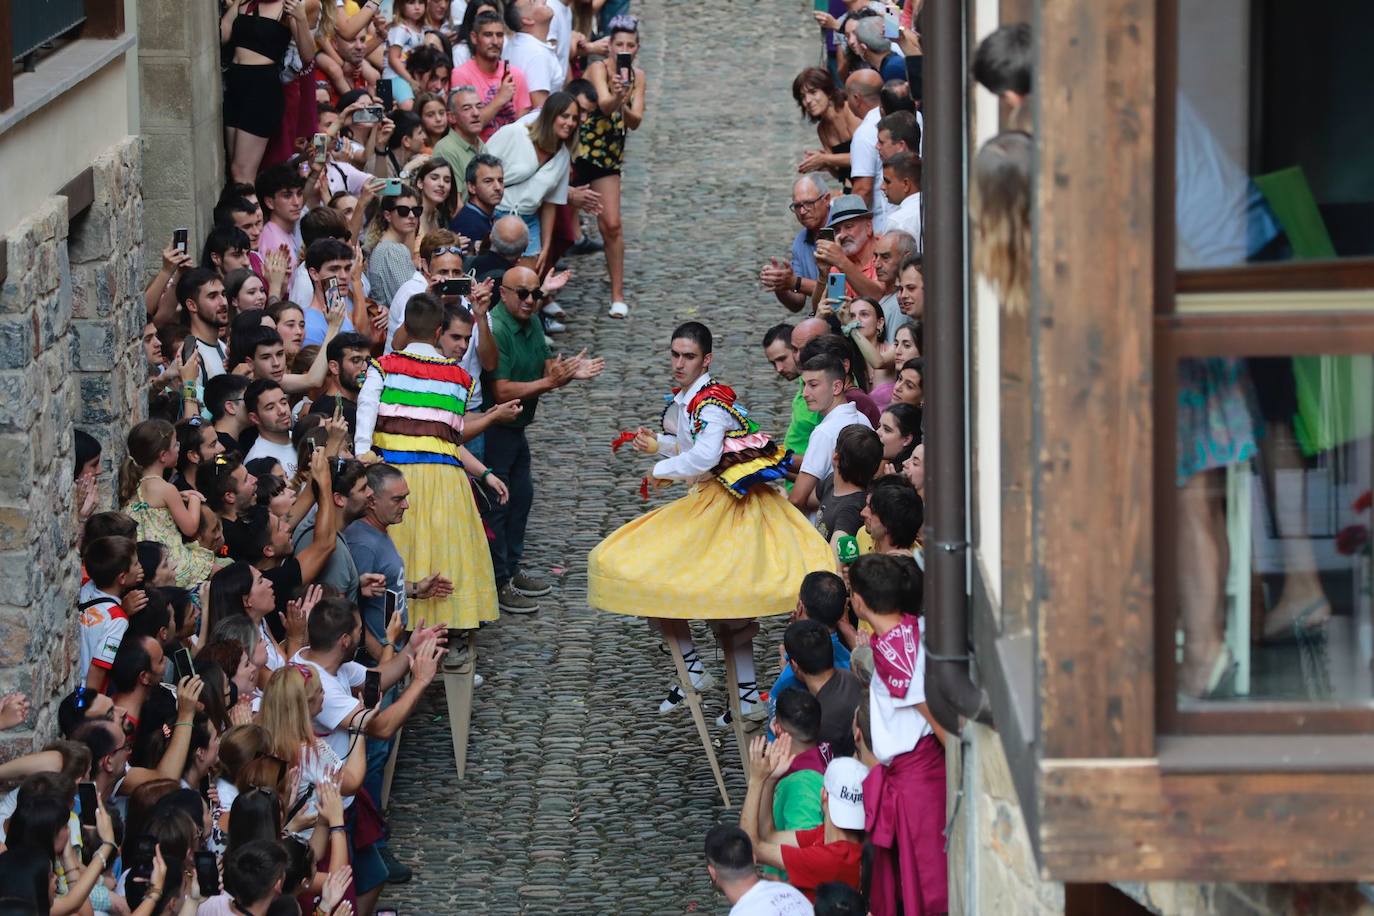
<box><xmin>1</xmin><ymin>0</ymin><xmax>123</xmax><ymax>112</ymax></box>
<box><xmin>12</xmin><ymin>0</ymin><xmax>87</xmax><ymax>62</ymax></box>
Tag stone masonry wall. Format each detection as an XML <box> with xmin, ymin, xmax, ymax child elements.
<box><xmin>0</xmin><ymin>137</ymin><xmax>145</xmax><ymax>756</ymax></box>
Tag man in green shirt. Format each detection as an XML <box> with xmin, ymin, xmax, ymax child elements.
<box><xmin>432</xmin><ymin>86</ymin><xmax>485</xmax><ymax>207</ymax></box>
<box><xmin>486</xmin><ymin>266</ymin><xmax>604</xmax><ymax>612</ymax></box>
<box><xmin>762</xmin><ymin>320</ymin><xmax>825</xmax><ymax>469</ymax></box>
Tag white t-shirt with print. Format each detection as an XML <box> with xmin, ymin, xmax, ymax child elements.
<box><xmin>290</xmin><ymin>650</ymin><xmax>367</xmax><ymax>761</ymax></box>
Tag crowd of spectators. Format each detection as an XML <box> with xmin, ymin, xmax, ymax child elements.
<box><xmin>0</xmin><ymin>0</ymin><xmax>1036</xmax><ymax>913</ymax></box>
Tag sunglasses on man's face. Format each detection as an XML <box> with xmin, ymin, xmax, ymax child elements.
<box><xmin>502</xmin><ymin>285</ymin><xmax>547</xmax><ymax>303</ymax></box>
<box><xmin>391</xmin><ymin>205</ymin><xmax>421</xmax><ymax>218</ymax></box>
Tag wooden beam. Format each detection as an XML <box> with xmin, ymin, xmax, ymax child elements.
<box><xmin>1040</xmin><ymin>760</ymin><xmax>1374</xmax><ymax>881</ymax></box>
<box><xmin>60</xmin><ymin>167</ymin><xmax>96</xmax><ymax>222</ymax></box>
<box><xmin>82</xmin><ymin>0</ymin><xmax>124</xmax><ymax>39</ymax></box>
<box><xmin>1034</xmin><ymin>0</ymin><xmax>1156</xmax><ymax>759</ymax></box>
<box><xmin>0</xmin><ymin>0</ymin><xmax>14</xmax><ymax>112</ymax></box>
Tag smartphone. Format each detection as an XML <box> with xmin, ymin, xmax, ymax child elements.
<box><xmin>826</xmin><ymin>272</ymin><xmax>848</xmax><ymax>301</ymax></box>
<box><xmin>325</xmin><ymin>276</ymin><xmax>342</xmax><ymax>307</ymax></box>
<box><xmin>384</xmin><ymin>588</ymin><xmax>402</xmax><ymax>628</ymax></box>
<box><xmin>78</xmin><ymin>782</ymin><xmax>99</xmax><ymax>828</ymax></box>
<box><xmin>312</xmin><ymin>132</ymin><xmax>329</xmax><ymax>164</ymax></box>
<box><xmin>816</xmin><ymin>227</ymin><xmax>836</xmax><ymax>244</ymax></box>
<box><xmin>813</xmin><ymin>0</ymin><xmax>827</xmax><ymax>11</ymax></box>
<box><xmin>363</xmin><ymin>669</ymin><xmax>381</xmax><ymax>709</ymax></box>
<box><xmin>181</xmin><ymin>335</ymin><xmax>198</xmax><ymax>364</ymax></box>
<box><xmin>354</xmin><ymin>106</ymin><xmax>384</xmax><ymax>124</ymax></box>
<box><xmin>194</xmin><ymin>850</ymin><xmax>220</xmax><ymax>897</ymax></box>
<box><xmin>615</xmin><ymin>52</ymin><xmax>633</xmax><ymax>82</ymax></box>
<box><xmin>884</xmin><ymin>14</ymin><xmax>900</xmax><ymax>39</ymax></box>
<box><xmin>436</xmin><ymin>277</ymin><xmax>472</xmax><ymax>298</ymax></box>
<box><xmin>381</xmin><ymin>178</ymin><xmax>404</xmax><ymax>197</ymax></box>
<box><xmin>173</xmin><ymin>228</ymin><xmax>189</xmax><ymax>254</ymax></box>
<box><xmin>283</xmin><ymin>782</ymin><xmax>315</xmax><ymax>823</ymax></box>
<box><xmin>173</xmin><ymin>646</ymin><xmax>194</xmax><ymax>683</ymax></box>
<box><xmin>297</xmin><ymin>157</ymin><xmax>312</xmax><ymax>178</ymax></box>
<box><xmin>377</xmin><ymin>79</ymin><xmax>394</xmax><ymax>111</ymax></box>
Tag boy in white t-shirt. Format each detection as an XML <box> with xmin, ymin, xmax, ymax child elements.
<box><xmin>78</xmin><ymin>536</ymin><xmax>147</xmax><ymax>692</ymax></box>
<box><xmin>791</xmin><ymin>352</ymin><xmax>873</xmax><ymax>512</ymax></box>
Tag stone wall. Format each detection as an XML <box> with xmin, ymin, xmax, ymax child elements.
<box><xmin>137</xmin><ymin>0</ymin><xmax>224</xmax><ymax>278</ymax></box>
<box><xmin>0</xmin><ymin>137</ymin><xmax>145</xmax><ymax>755</ymax></box>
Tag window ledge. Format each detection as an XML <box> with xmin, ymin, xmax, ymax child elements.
<box><xmin>0</xmin><ymin>33</ymin><xmax>134</xmax><ymax>139</ymax></box>
<box><xmin>1158</xmin><ymin>734</ymin><xmax>1374</xmax><ymax>773</ymax></box>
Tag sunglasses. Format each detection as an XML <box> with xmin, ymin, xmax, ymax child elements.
<box><xmin>501</xmin><ymin>285</ymin><xmax>547</xmax><ymax>303</ymax></box>
<box><xmin>391</xmin><ymin>205</ymin><xmax>421</xmax><ymax>218</ymax></box>
<box><xmin>430</xmin><ymin>245</ymin><xmax>465</xmax><ymax>258</ymax></box>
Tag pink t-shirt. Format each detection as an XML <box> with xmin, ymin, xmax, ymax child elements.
<box><xmin>257</xmin><ymin>220</ymin><xmax>300</xmax><ymax>274</ymax></box>
<box><xmin>451</xmin><ymin>59</ymin><xmax>532</xmax><ymax>141</ymax></box>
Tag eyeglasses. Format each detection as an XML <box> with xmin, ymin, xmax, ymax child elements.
<box><xmin>391</xmin><ymin>205</ymin><xmax>421</xmax><ymax>218</ymax></box>
<box><xmin>501</xmin><ymin>285</ymin><xmax>547</xmax><ymax>303</ymax></box>
<box><xmin>789</xmin><ymin>195</ymin><xmax>827</xmax><ymax>213</ymax></box>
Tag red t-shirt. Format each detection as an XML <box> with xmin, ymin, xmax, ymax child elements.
<box><xmin>779</xmin><ymin>825</ymin><xmax>863</xmax><ymax>901</ymax></box>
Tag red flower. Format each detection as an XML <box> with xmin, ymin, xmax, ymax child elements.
<box><xmin>1335</xmin><ymin>524</ymin><xmax>1369</xmax><ymax>556</ymax></box>
<box><xmin>1354</xmin><ymin>490</ymin><xmax>1372</xmax><ymax>513</ymax></box>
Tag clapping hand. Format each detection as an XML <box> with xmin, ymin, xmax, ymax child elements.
<box><xmin>747</xmin><ymin>734</ymin><xmax>774</xmax><ymax>783</ymax></box>
<box><xmin>414</xmin><ymin>573</ymin><xmax>453</xmax><ymax>600</ymax></box>
<box><xmin>766</xmin><ymin>731</ymin><xmax>796</xmax><ymax>779</ymax></box>
<box><xmin>798</xmin><ymin>149</ymin><xmax>829</xmax><ymax>174</ymax></box>
<box><xmin>0</xmin><ymin>692</ymin><xmax>29</xmax><ymax>730</ymax></box>
<box><xmin>359</xmin><ymin>573</ymin><xmax>387</xmax><ymax>598</ymax></box>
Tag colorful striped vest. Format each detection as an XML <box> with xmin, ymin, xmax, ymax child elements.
<box><xmin>369</xmin><ymin>350</ymin><xmax>473</xmax><ymax>467</ymax></box>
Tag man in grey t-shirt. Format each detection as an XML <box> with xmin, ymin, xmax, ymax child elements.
<box><xmin>292</xmin><ymin>458</ymin><xmax>380</xmax><ymax>603</ymax></box>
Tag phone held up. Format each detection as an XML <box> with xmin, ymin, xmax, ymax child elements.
<box><xmin>616</xmin><ymin>52</ymin><xmax>633</xmax><ymax>83</ymax></box>
<box><xmin>78</xmin><ymin>781</ymin><xmax>99</xmax><ymax>828</ymax></box>
<box><xmin>816</xmin><ymin>226</ymin><xmax>836</xmax><ymax>244</ymax></box>
<box><xmin>436</xmin><ymin>277</ymin><xmax>473</xmax><ymax>298</ymax></box>
<box><xmin>173</xmin><ymin>228</ymin><xmax>189</xmax><ymax>255</ymax></box>
<box><xmin>312</xmin><ymin>132</ymin><xmax>329</xmax><ymax>165</ymax></box>
<box><xmin>826</xmin><ymin>271</ymin><xmax>848</xmax><ymax>302</ymax></box>
<box><xmin>354</xmin><ymin>106</ymin><xmax>385</xmax><ymax>125</ymax></box>
<box><xmin>195</xmin><ymin>850</ymin><xmax>220</xmax><ymax>897</ymax></box>
<box><xmin>381</xmin><ymin>178</ymin><xmax>404</xmax><ymax>197</ymax></box>
<box><xmin>377</xmin><ymin>79</ymin><xmax>394</xmax><ymax>111</ymax></box>
<box><xmin>173</xmin><ymin>646</ymin><xmax>195</xmax><ymax>683</ymax></box>
<box><xmin>363</xmin><ymin>669</ymin><xmax>381</xmax><ymax>709</ymax></box>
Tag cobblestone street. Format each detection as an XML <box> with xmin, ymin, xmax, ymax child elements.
<box><xmin>380</xmin><ymin>4</ymin><xmax>820</xmax><ymax>913</ymax></box>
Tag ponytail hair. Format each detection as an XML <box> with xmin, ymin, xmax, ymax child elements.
<box><xmin>118</xmin><ymin>419</ymin><xmax>176</xmax><ymax>507</ymax></box>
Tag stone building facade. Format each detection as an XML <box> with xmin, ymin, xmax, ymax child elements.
<box><xmin>0</xmin><ymin>137</ymin><xmax>147</xmax><ymax>755</ymax></box>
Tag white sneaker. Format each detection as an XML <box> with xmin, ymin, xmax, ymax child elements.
<box><xmin>473</xmin><ymin>673</ymin><xmax>484</xmax><ymax>688</ymax></box>
<box><xmin>541</xmin><ymin>302</ymin><xmax>567</xmax><ymax>319</ymax></box>
<box><xmin>542</xmin><ymin>315</ymin><xmax>567</xmax><ymax>334</ymax></box>
<box><xmin>607</xmin><ymin>301</ymin><xmax>629</xmax><ymax>319</ymax></box>
<box><xmin>658</xmin><ymin>671</ymin><xmax>716</xmax><ymax>712</ymax></box>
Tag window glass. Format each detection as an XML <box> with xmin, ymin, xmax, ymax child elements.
<box><xmin>1176</xmin><ymin>0</ymin><xmax>1374</xmax><ymax>270</ymax></box>
<box><xmin>1173</xmin><ymin>354</ymin><xmax>1374</xmax><ymax>707</ymax></box>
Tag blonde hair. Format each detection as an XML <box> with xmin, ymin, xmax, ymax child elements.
<box><xmin>972</xmin><ymin>131</ymin><xmax>1032</xmax><ymax>314</ymax></box>
<box><xmin>258</xmin><ymin>666</ymin><xmax>324</xmax><ymax>767</ymax></box>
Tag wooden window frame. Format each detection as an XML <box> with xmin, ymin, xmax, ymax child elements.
<box><xmin>1153</xmin><ymin>0</ymin><xmax>1374</xmax><ymax>735</ymax></box>
<box><xmin>0</xmin><ymin>0</ymin><xmax>122</xmax><ymax>113</ymax></box>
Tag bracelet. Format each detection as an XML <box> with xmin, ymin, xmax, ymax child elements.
<box><xmin>174</xmin><ymin>720</ymin><xmax>193</xmax><ymax>728</ymax></box>
<box><xmin>480</xmin><ymin>468</ymin><xmax>493</xmax><ymax>480</ymax></box>
<box><xmin>379</xmin><ymin>639</ymin><xmax>392</xmax><ymax>650</ymax></box>
<box><xmin>329</xmin><ymin>824</ymin><xmax>347</xmax><ymax>832</ymax></box>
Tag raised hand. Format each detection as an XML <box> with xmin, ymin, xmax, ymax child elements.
<box><xmin>0</xmin><ymin>692</ymin><xmax>30</xmax><ymax>730</ymax></box>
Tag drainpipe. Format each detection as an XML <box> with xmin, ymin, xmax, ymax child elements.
<box><xmin>924</xmin><ymin>0</ymin><xmax>991</xmax><ymax>733</ymax></box>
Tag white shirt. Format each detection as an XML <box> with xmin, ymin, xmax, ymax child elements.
<box><xmin>870</xmin><ymin>618</ymin><xmax>932</xmax><ymax>764</ymax></box>
<box><xmin>193</xmin><ymin>336</ymin><xmax>228</xmax><ymax>382</ymax></box>
<box><xmin>651</xmin><ymin>373</ymin><xmax>740</xmax><ymax>482</ymax></box>
<box><xmin>458</xmin><ymin>310</ymin><xmax>493</xmax><ymax>411</ymax></box>
<box><xmin>503</xmin><ymin>31</ymin><xmax>563</xmax><ymax>95</ymax></box>
<box><xmin>799</xmin><ymin>402</ymin><xmax>873</xmax><ymax>481</ymax></box>
<box><xmin>849</xmin><ymin>106</ymin><xmax>888</xmax><ymax>230</ymax></box>
<box><xmin>384</xmin><ymin>277</ymin><xmax>491</xmax><ymax>410</ymax></box>
<box><xmin>259</xmin><ymin>617</ymin><xmax>285</xmax><ymax>671</ymax></box>
<box><xmin>77</xmin><ymin>580</ymin><xmax>127</xmax><ymax>683</ymax></box>
<box><xmin>547</xmin><ymin>0</ymin><xmax>572</xmax><ymax>71</ymax></box>
<box><xmin>884</xmin><ymin>191</ymin><xmax>922</xmax><ymax>253</ymax></box>
<box><xmin>729</xmin><ymin>880</ymin><xmax>814</xmax><ymax>916</ymax></box>
<box><xmin>485</xmin><ymin>118</ymin><xmax>571</xmax><ymax>215</ymax></box>
<box><xmin>290</xmin><ymin>649</ymin><xmax>367</xmax><ymax>760</ymax></box>
<box><xmin>245</xmin><ymin>435</ymin><xmax>298</xmax><ymax>478</ymax></box>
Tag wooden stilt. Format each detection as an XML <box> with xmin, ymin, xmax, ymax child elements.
<box><xmin>442</xmin><ymin>632</ymin><xmax>476</xmax><ymax>779</ymax></box>
<box><xmin>665</xmin><ymin>625</ymin><xmax>731</xmax><ymax>807</ymax></box>
<box><xmin>717</xmin><ymin>626</ymin><xmax>750</xmax><ymax>773</ymax></box>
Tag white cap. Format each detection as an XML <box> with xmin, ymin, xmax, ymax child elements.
<box><xmin>823</xmin><ymin>756</ymin><xmax>870</xmax><ymax>830</ymax></box>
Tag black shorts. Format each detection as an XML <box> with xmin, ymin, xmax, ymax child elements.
<box><xmin>224</xmin><ymin>62</ymin><xmax>285</xmax><ymax>138</ymax></box>
<box><xmin>572</xmin><ymin>159</ymin><xmax>622</xmax><ymax>187</ymax></box>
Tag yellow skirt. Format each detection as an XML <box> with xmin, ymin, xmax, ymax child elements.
<box><xmin>587</xmin><ymin>482</ymin><xmax>834</xmax><ymax>620</ymax></box>
<box><xmin>387</xmin><ymin>462</ymin><xmax>499</xmax><ymax>631</ymax></box>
